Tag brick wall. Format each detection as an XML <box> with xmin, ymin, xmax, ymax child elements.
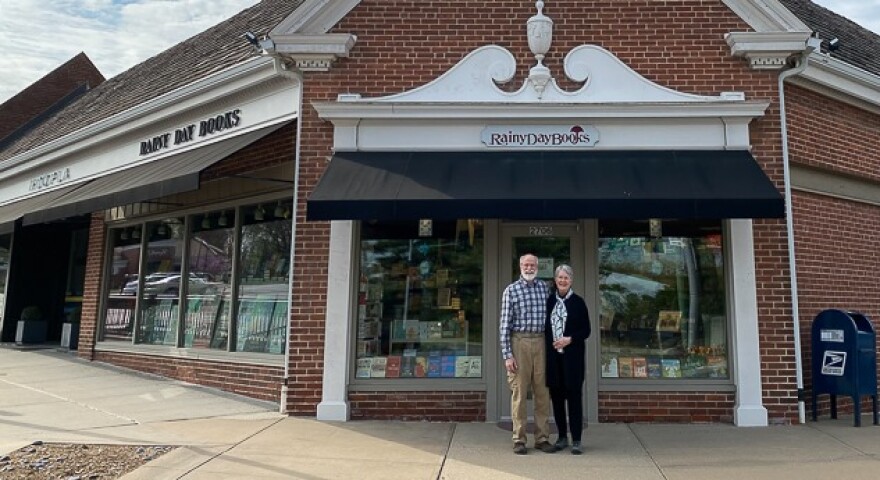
<box><xmin>289</xmin><ymin>0</ymin><xmax>792</xmax><ymax>422</ymax></box>
<box><xmin>599</xmin><ymin>392</ymin><xmax>735</xmax><ymax>423</ymax></box>
<box><xmin>786</xmin><ymin>84</ymin><xmax>880</xmax><ymax>417</ymax></box>
<box><xmin>77</xmin><ymin>212</ymin><xmax>107</xmax><ymax>360</ymax></box>
<box><xmin>94</xmin><ymin>351</ymin><xmax>284</xmax><ymax>403</ymax></box>
<box><xmin>201</xmin><ymin>121</ymin><xmax>297</xmax><ymax>180</ymax></box>
<box><xmin>350</xmin><ymin>391</ymin><xmax>486</xmax><ymax>421</ymax></box>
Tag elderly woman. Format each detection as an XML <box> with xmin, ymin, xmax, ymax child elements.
<box><xmin>544</xmin><ymin>264</ymin><xmax>591</xmax><ymax>454</ymax></box>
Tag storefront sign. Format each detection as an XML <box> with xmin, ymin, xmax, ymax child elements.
<box><xmin>139</xmin><ymin>109</ymin><xmax>242</xmax><ymax>156</ymax></box>
<box><xmin>28</xmin><ymin>167</ymin><xmax>71</xmax><ymax>192</ymax></box>
<box><xmin>481</xmin><ymin>125</ymin><xmax>599</xmax><ymax>148</ymax></box>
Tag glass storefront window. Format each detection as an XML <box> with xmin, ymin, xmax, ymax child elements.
<box><xmin>103</xmin><ymin>227</ymin><xmax>142</xmax><ymax>341</ymax></box>
<box><xmin>100</xmin><ymin>199</ymin><xmax>293</xmax><ymax>354</ymax></box>
<box><xmin>184</xmin><ymin>210</ymin><xmax>234</xmax><ymax>349</ymax></box>
<box><xmin>236</xmin><ymin>201</ymin><xmax>292</xmax><ymax>354</ymax></box>
<box><xmin>355</xmin><ymin>219</ymin><xmax>484</xmax><ymax>380</ymax></box>
<box><xmin>598</xmin><ymin>220</ymin><xmax>728</xmax><ymax>380</ymax></box>
<box><xmin>136</xmin><ymin>218</ymin><xmax>185</xmax><ymax>346</ymax></box>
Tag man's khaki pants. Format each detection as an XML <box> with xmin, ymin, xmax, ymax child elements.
<box><xmin>507</xmin><ymin>333</ymin><xmax>550</xmax><ymax>445</ymax></box>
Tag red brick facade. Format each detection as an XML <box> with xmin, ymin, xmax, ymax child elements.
<box><xmin>350</xmin><ymin>392</ymin><xmax>486</xmax><ymax>421</ymax></box>
<box><xmin>786</xmin><ymin>84</ymin><xmax>880</xmax><ymax>418</ymax></box>
<box><xmin>287</xmin><ymin>1</ymin><xmax>793</xmax><ymax>423</ymax></box>
<box><xmin>95</xmin><ymin>351</ymin><xmax>284</xmax><ymax>403</ymax></box>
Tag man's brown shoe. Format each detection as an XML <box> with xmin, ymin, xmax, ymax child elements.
<box><xmin>535</xmin><ymin>441</ymin><xmax>557</xmax><ymax>453</ymax></box>
<box><xmin>513</xmin><ymin>443</ymin><xmax>527</xmax><ymax>455</ymax></box>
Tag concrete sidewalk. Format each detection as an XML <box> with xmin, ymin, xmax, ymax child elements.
<box><xmin>1</xmin><ymin>347</ymin><xmax>878</xmax><ymax>479</ymax></box>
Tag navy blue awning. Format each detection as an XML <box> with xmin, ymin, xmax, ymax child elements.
<box><xmin>306</xmin><ymin>150</ymin><xmax>784</xmax><ymax>221</ymax></box>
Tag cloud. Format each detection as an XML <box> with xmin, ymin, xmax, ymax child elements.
<box><xmin>812</xmin><ymin>0</ymin><xmax>880</xmax><ymax>34</ymax></box>
<box><xmin>0</xmin><ymin>0</ymin><xmax>259</xmax><ymax>103</ymax></box>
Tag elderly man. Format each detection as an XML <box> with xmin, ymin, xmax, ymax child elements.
<box><xmin>500</xmin><ymin>253</ymin><xmax>555</xmax><ymax>455</ymax></box>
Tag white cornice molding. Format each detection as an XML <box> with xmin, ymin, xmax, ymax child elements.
<box><xmin>722</xmin><ymin>0</ymin><xmax>810</xmax><ymax>32</ymax></box>
<box><xmin>270</xmin><ymin>33</ymin><xmax>357</xmax><ymax>71</ymax></box>
<box><xmin>0</xmin><ymin>57</ymin><xmax>283</xmax><ymax>172</ymax></box>
<box><xmin>725</xmin><ymin>31</ymin><xmax>814</xmax><ymax>70</ymax></box>
<box><xmin>314</xmin><ymin>101</ymin><xmax>770</xmax><ymax>121</ymax></box>
<box><xmin>797</xmin><ymin>52</ymin><xmax>880</xmax><ymax>110</ymax></box>
<box><xmin>271</xmin><ymin>0</ymin><xmax>360</xmax><ymax>35</ymax></box>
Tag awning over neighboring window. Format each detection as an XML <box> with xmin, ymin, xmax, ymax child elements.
<box><xmin>19</xmin><ymin>123</ymin><xmax>287</xmax><ymax>226</ymax></box>
<box><xmin>306</xmin><ymin>150</ymin><xmax>784</xmax><ymax>221</ymax></box>
<box><xmin>0</xmin><ymin>186</ymin><xmax>79</xmax><ymax>234</ymax></box>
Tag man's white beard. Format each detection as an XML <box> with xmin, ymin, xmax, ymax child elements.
<box><xmin>522</xmin><ymin>272</ymin><xmax>537</xmax><ymax>281</ymax></box>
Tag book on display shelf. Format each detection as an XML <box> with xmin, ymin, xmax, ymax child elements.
<box><xmin>385</xmin><ymin>355</ymin><xmax>401</xmax><ymax>378</ymax></box>
<box><xmin>404</xmin><ymin>320</ymin><xmax>420</xmax><ymax>341</ymax></box>
<box><xmin>661</xmin><ymin>358</ymin><xmax>682</xmax><ymax>378</ymax></box>
<box><xmin>441</xmin><ymin>355</ymin><xmax>456</xmax><ymax>377</ymax></box>
<box><xmin>618</xmin><ymin>357</ymin><xmax>633</xmax><ymax>378</ymax></box>
<box><xmin>455</xmin><ymin>356</ymin><xmax>471</xmax><ymax>378</ymax></box>
<box><xmin>427</xmin><ymin>354</ymin><xmax>442</xmax><ymax>378</ymax></box>
<box><xmin>601</xmin><ymin>356</ymin><xmax>619</xmax><ymax>378</ymax></box>
<box><xmin>647</xmin><ymin>357</ymin><xmax>662</xmax><ymax>378</ymax></box>
<box><xmin>356</xmin><ymin>358</ymin><xmax>372</xmax><ymax>379</ymax></box>
<box><xmin>370</xmin><ymin>357</ymin><xmax>387</xmax><ymax>378</ymax></box>
<box><xmin>467</xmin><ymin>357</ymin><xmax>482</xmax><ymax>377</ymax></box>
<box><xmin>414</xmin><ymin>356</ymin><xmax>428</xmax><ymax>377</ymax></box>
<box><xmin>632</xmin><ymin>357</ymin><xmax>648</xmax><ymax>378</ymax></box>
<box><xmin>400</xmin><ymin>355</ymin><xmax>416</xmax><ymax>378</ymax></box>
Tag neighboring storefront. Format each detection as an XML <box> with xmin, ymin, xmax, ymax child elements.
<box><xmin>0</xmin><ymin>1</ymin><xmax>325</xmax><ymax>403</ymax></box>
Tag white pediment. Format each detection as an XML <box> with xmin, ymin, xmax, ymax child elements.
<box><xmin>341</xmin><ymin>44</ymin><xmax>744</xmax><ymax>104</ymax></box>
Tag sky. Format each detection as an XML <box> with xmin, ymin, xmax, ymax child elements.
<box><xmin>0</xmin><ymin>0</ymin><xmax>878</xmax><ymax>104</ymax></box>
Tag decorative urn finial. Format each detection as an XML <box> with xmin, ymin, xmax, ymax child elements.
<box><xmin>527</xmin><ymin>1</ymin><xmax>554</xmax><ymax>98</ymax></box>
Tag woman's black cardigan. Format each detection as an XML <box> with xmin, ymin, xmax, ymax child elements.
<box><xmin>544</xmin><ymin>292</ymin><xmax>591</xmax><ymax>389</ymax></box>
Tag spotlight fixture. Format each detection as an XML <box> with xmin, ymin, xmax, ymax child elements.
<box><xmin>828</xmin><ymin>37</ymin><xmax>840</xmax><ymax>51</ymax></box>
<box><xmin>274</xmin><ymin>201</ymin><xmax>286</xmax><ymax>218</ymax></box>
<box><xmin>120</xmin><ymin>229</ymin><xmax>129</xmax><ymax>241</ymax></box>
<box><xmin>218</xmin><ymin>212</ymin><xmax>229</xmax><ymax>227</ymax></box>
<box><xmin>157</xmin><ymin>224</ymin><xmax>167</xmax><ymax>236</ymax></box>
<box><xmin>243</xmin><ymin>31</ymin><xmax>275</xmax><ymax>53</ymax></box>
<box><xmin>254</xmin><ymin>205</ymin><xmax>265</xmax><ymax>221</ymax></box>
<box><xmin>132</xmin><ymin>227</ymin><xmax>141</xmax><ymax>240</ymax></box>
<box><xmin>244</xmin><ymin>31</ymin><xmax>260</xmax><ymax>48</ymax></box>
<box><xmin>201</xmin><ymin>216</ymin><xmax>211</xmax><ymax>230</ymax></box>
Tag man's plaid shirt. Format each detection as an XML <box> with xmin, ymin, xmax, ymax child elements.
<box><xmin>499</xmin><ymin>277</ymin><xmax>549</xmax><ymax>359</ymax></box>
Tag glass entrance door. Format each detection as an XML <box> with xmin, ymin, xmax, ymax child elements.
<box><xmin>498</xmin><ymin>223</ymin><xmax>583</xmax><ymax>421</ymax></box>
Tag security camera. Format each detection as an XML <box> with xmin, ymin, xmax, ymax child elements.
<box><xmin>828</xmin><ymin>37</ymin><xmax>840</xmax><ymax>51</ymax></box>
<box><xmin>243</xmin><ymin>31</ymin><xmax>260</xmax><ymax>48</ymax></box>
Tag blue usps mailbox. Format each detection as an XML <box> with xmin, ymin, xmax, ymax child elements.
<box><xmin>811</xmin><ymin>309</ymin><xmax>878</xmax><ymax>427</ymax></box>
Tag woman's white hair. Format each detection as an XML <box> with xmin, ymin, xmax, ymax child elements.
<box><xmin>554</xmin><ymin>264</ymin><xmax>574</xmax><ymax>279</ymax></box>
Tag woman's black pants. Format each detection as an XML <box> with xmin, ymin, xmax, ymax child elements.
<box><xmin>550</xmin><ymin>384</ymin><xmax>583</xmax><ymax>442</ymax></box>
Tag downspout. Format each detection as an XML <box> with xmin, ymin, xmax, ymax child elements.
<box><xmin>777</xmin><ymin>36</ymin><xmax>820</xmax><ymax>425</ymax></box>
<box><xmin>273</xmin><ymin>57</ymin><xmax>303</xmax><ymax>414</ymax></box>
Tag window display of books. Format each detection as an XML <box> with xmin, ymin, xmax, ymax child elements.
<box><xmin>354</xmin><ymin>353</ymin><xmax>482</xmax><ymax>379</ymax></box>
<box><xmin>599</xmin><ymin>352</ymin><xmax>726</xmax><ymax>380</ymax></box>
<box><xmin>355</xmin><ymin>226</ymin><xmax>484</xmax><ymax>382</ymax></box>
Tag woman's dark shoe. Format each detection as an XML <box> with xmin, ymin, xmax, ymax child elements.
<box><xmin>554</xmin><ymin>437</ymin><xmax>569</xmax><ymax>450</ymax></box>
<box><xmin>571</xmin><ymin>441</ymin><xmax>583</xmax><ymax>455</ymax></box>
<box><xmin>513</xmin><ymin>442</ymin><xmax>527</xmax><ymax>455</ymax></box>
<box><xmin>535</xmin><ymin>441</ymin><xmax>558</xmax><ymax>453</ymax></box>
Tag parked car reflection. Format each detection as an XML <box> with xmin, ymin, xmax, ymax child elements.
<box><xmin>122</xmin><ymin>273</ymin><xmax>213</xmax><ymax>296</ymax></box>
